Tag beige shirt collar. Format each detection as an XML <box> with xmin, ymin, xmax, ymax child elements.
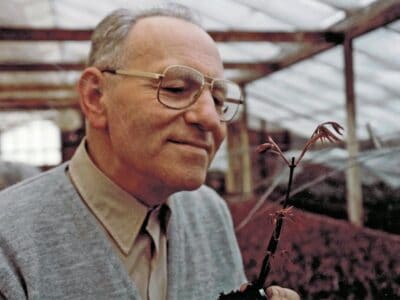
<box><xmin>69</xmin><ymin>140</ymin><xmax>149</xmax><ymax>255</ymax></box>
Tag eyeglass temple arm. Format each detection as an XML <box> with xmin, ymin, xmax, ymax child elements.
<box><xmin>226</xmin><ymin>98</ymin><xmax>244</xmax><ymax>105</ymax></box>
<box><xmin>101</xmin><ymin>69</ymin><xmax>163</xmax><ymax>80</ymax></box>
<box><xmin>101</xmin><ymin>69</ymin><xmax>116</xmax><ymax>74</ymax></box>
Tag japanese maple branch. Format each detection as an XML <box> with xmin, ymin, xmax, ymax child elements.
<box><xmin>254</xmin><ymin>121</ymin><xmax>343</xmax><ymax>289</ymax></box>
<box><xmin>255</xmin><ymin>156</ymin><xmax>296</xmax><ymax>289</ymax></box>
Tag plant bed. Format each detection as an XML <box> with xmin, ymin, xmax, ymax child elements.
<box><xmin>291</xmin><ymin>167</ymin><xmax>400</xmax><ymax>235</ymax></box>
<box><xmin>229</xmin><ymin>199</ymin><xmax>400</xmax><ymax>299</ymax></box>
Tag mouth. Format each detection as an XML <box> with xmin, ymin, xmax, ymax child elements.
<box><xmin>168</xmin><ymin>139</ymin><xmax>211</xmax><ymax>154</ymax></box>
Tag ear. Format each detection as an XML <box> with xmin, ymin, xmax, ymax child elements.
<box><xmin>78</xmin><ymin>67</ymin><xmax>108</xmax><ymax>129</ymax></box>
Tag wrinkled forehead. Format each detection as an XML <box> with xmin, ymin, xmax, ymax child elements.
<box><xmin>123</xmin><ymin>16</ymin><xmax>224</xmax><ymax>78</ymax></box>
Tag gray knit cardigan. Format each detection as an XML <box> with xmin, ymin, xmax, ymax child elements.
<box><xmin>0</xmin><ymin>164</ymin><xmax>246</xmax><ymax>300</ymax></box>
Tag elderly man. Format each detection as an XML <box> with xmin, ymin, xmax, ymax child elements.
<box><xmin>0</xmin><ymin>4</ymin><xmax>299</xmax><ymax>300</ymax></box>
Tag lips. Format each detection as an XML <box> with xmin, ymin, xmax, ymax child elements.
<box><xmin>168</xmin><ymin>138</ymin><xmax>212</xmax><ymax>153</ymax></box>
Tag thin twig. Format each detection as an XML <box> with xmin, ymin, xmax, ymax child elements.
<box><xmin>253</xmin><ymin>122</ymin><xmax>343</xmax><ymax>289</ymax></box>
<box><xmin>255</xmin><ymin>157</ymin><xmax>296</xmax><ymax>289</ymax></box>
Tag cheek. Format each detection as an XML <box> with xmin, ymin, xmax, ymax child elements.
<box><xmin>214</xmin><ymin>124</ymin><xmax>227</xmax><ymax>150</ymax></box>
<box><xmin>108</xmin><ymin>105</ymin><xmax>132</xmax><ymax>140</ymax></box>
<box><xmin>105</xmin><ymin>100</ymin><xmax>145</xmax><ymax>159</ymax></box>
<box><xmin>107</xmin><ymin>102</ymin><xmax>168</xmax><ymax>160</ymax></box>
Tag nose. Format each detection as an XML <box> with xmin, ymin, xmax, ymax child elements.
<box><xmin>183</xmin><ymin>85</ymin><xmax>222</xmax><ymax>131</ymax></box>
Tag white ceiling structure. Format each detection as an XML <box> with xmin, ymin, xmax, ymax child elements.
<box><xmin>0</xmin><ymin>0</ymin><xmax>399</xmax><ymax>149</ymax></box>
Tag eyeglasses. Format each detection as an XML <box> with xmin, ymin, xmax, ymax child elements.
<box><xmin>101</xmin><ymin>64</ymin><xmax>243</xmax><ymax>122</ymax></box>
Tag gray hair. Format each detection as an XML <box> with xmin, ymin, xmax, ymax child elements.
<box><xmin>88</xmin><ymin>3</ymin><xmax>201</xmax><ymax>68</ymax></box>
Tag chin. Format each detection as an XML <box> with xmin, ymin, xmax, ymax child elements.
<box><xmin>169</xmin><ymin>170</ymin><xmax>207</xmax><ymax>192</ymax></box>
<box><xmin>180</xmin><ymin>180</ymin><xmax>204</xmax><ymax>191</ymax></box>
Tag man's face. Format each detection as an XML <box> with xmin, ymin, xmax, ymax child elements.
<box><xmin>101</xmin><ymin>16</ymin><xmax>227</xmax><ymax>203</ymax></box>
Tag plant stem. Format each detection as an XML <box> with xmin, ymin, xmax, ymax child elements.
<box><xmin>255</xmin><ymin>157</ymin><xmax>296</xmax><ymax>289</ymax></box>
<box><xmin>283</xmin><ymin>157</ymin><xmax>296</xmax><ymax>209</ymax></box>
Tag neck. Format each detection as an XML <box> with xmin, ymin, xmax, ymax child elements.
<box><xmin>85</xmin><ymin>133</ymin><xmax>172</xmax><ymax>207</ymax></box>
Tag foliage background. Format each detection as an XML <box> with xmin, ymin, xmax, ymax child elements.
<box><xmin>229</xmin><ymin>200</ymin><xmax>400</xmax><ymax>299</ymax></box>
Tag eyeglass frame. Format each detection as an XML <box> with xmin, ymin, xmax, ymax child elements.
<box><xmin>100</xmin><ymin>64</ymin><xmax>244</xmax><ymax>122</ymax></box>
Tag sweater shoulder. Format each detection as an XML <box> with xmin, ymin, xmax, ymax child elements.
<box><xmin>1</xmin><ymin>163</ymin><xmax>68</xmax><ymax>198</ymax></box>
<box><xmin>0</xmin><ymin>163</ymin><xmax>74</xmax><ymax>227</ymax></box>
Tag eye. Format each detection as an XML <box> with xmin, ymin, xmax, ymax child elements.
<box><xmin>161</xmin><ymin>79</ymin><xmax>187</xmax><ymax>93</ymax></box>
<box><xmin>212</xmin><ymin>82</ymin><xmax>228</xmax><ymax>108</ymax></box>
<box><xmin>212</xmin><ymin>88</ymin><xmax>226</xmax><ymax>107</ymax></box>
<box><xmin>213</xmin><ymin>95</ymin><xmax>224</xmax><ymax>107</ymax></box>
<box><xmin>163</xmin><ymin>86</ymin><xmax>186</xmax><ymax>94</ymax></box>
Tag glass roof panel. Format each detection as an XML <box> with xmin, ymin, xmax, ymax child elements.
<box><xmin>266</xmin><ymin>69</ymin><xmax>344</xmax><ymax>106</ymax></box>
<box><xmin>386</xmin><ymin>98</ymin><xmax>400</xmax><ymax>114</ymax></box>
<box><xmin>247</xmin><ymin>97</ymin><xmax>292</xmax><ymax>122</ymax></box>
<box><xmin>0</xmin><ymin>42</ymin><xmax>61</xmax><ymax>63</ymax></box>
<box><xmin>371</xmin><ymin>70</ymin><xmax>400</xmax><ymax>95</ymax></box>
<box><xmin>281</xmin><ymin>118</ymin><xmax>322</xmax><ymax>137</ymax></box>
<box><xmin>313</xmin><ymin>46</ymin><xmax>343</xmax><ymax>68</ymax></box>
<box><xmin>0</xmin><ymin>41</ymin><xmax>92</xmax><ymax>64</ymax></box>
<box><xmin>0</xmin><ymin>89</ymin><xmax>76</xmax><ymax>99</ymax></box>
<box><xmin>264</xmin><ymin>78</ymin><xmax>335</xmax><ymax>111</ymax></box>
<box><xmin>55</xmin><ymin>0</ymin><xmax>109</xmax><ymax>27</ymax></box>
<box><xmin>358</xmin><ymin>105</ymin><xmax>400</xmax><ymax>134</ymax></box>
<box><xmin>0</xmin><ymin>72</ymin><xmax>81</xmax><ymax>85</ymax></box>
<box><xmin>388</xmin><ymin>19</ymin><xmax>400</xmax><ymax>31</ymax></box>
<box><xmin>176</xmin><ymin>0</ymin><xmax>293</xmax><ymax>30</ymax></box>
<box><xmin>318</xmin><ymin>0</ymin><xmax>378</xmax><ymax>10</ymax></box>
<box><xmin>317</xmin><ymin>109</ymin><xmax>346</xmax><ymax>123</ymax></box>
<box><xmin>59</xmin><ymin>42</ymin><xmax>90</xmax><ymax>62</ymax></box>
<box><xmin>355</xmin><ymin>80</ymin><xmax>391</xmax><ymax>102</ymax></box>
<box><xmin>248</xmin><ymin>83</ymin><xmax>321</xmax><ymax>123</ymax></box>
<box><xmin>217</xmin><ymin>42</ymin><xmax>281</xmax><ymax>62</ymax></box>
<box><xmin>198</xmin><ymin>15</ymin><xmax>228</xmax><ymax>31</ymax></box>
<box><xmin>234</xmin><ymin>0</ymin><xmax>345</xmax><ymax>29</ymax></box>
<box><xmin>355</xmin><ymin>28</ymin><xmax>400</xmax><ymax>69</ymax></box>
<box><xmin>289</xmin><ymin>59</ymin><xmax>344</xmax><ymax>91</ymax></box>
<box><xmin>0</xmin><ymin>0</ymin><xmax>53</xmax><ymax>27</ymax></box>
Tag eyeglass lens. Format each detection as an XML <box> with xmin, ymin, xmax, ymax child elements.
<box><xmin>158</xmin><ymin>66</ymin><xmax>241</xmax><ymax>121</ymax></box>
